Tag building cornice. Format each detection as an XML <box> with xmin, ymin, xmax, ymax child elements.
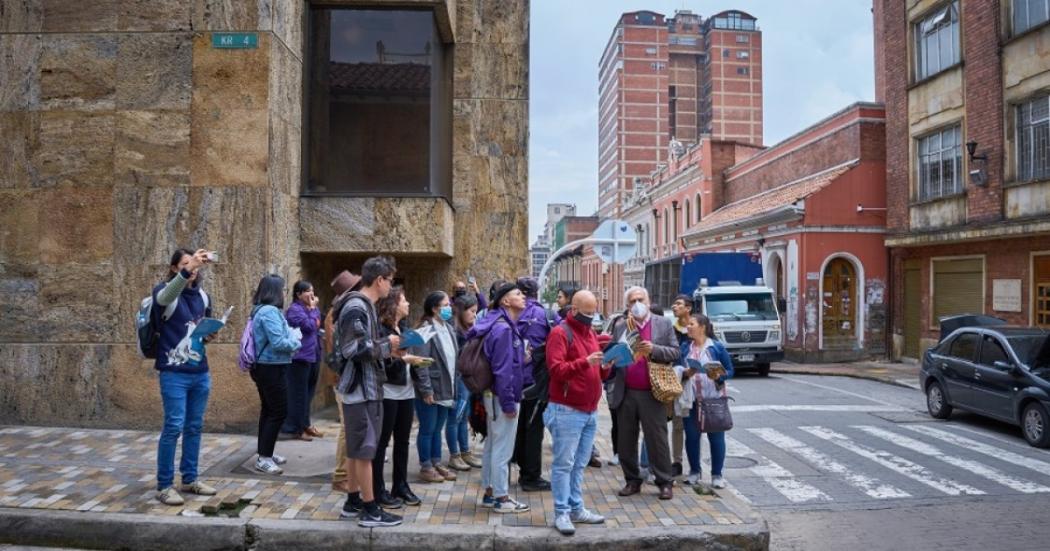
<box><xmin>886</xmin><ymin>217</ymin><xmax>1050</xmax><ymax>247</ymax></box>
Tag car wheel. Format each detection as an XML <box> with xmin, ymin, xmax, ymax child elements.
<box><xmin>925</xmin><ymin>381</ymin><xmax>952</xmax><ymax>419</ymax></box>
<box><xmin>757</xmin><ymin>363</ymin><xmax>770</xmax><ymax>377</ymax></box>
<box><xmin>1021</xmin><ymin>402</ymin><xmax>1050</xmax><ymax>448</ymax></box>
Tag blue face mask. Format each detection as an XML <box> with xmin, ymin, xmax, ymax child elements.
<box><xmin>439</xmin><ymin>305</ymin><xmax>453</xmax><ymax>321</ymax></box>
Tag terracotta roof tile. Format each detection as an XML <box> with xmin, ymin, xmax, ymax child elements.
<box><xmin>690</xmin><ymin>162</ymin><xmax>857</xmax><ymax>233</ymax></box>
<box><xmin>328</xmin><ymin>62</ymin><xmax>430</xmax><ymax>95</ymax></box>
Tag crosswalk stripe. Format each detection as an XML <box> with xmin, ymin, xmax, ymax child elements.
<box><xmin>734</xmin><ymin>405</ymin><xmax>908</xmax><ymax>413</ymax></box>
<box><xmin>800</xmin><ymin>426</ymin><xmax>985</xmax><ymax>496</ymax></box>
<box><xmin>855</xmin><ymin>425</ymin><xmax>1050</xmax><ymax>494</ymax></box>
<box><xmin>903</xmin><ymin>424</ymin><xmax>1050</xmax><ymax>476</ymax></box>
<box><xmin>725</xmin><ymin>435</ymin><xmax>831</xmax><ymax>503</ymax></box>
<box><xmin>748</xmin><ymin>427</ymin><xmax>910</xmax><ymax>499</ymax></box>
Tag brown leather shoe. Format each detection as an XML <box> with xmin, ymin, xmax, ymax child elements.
<box><xmin>296</xmin><ymin>432</ymin><xmax>314</xmax><ymax>442</ymax></box>
<box><xmin>304</xmin><ymin>426</ymin><xmax>325</xmax><ymax>438</ymax></box>
<box><xmin>659</xmin><ymin>485</ymin><xmax>673</xmax><ymax>500</ymax></box>
<box><xmin>618</xmin><ymin>482</ymin><xmax>641</xmax><ymax>497</ymax></box>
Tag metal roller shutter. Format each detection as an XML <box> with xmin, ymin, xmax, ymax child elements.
<box><xmin>932</xmin><ymin>258</ymin><xmax>983</xmax><ymax>324</ymax></box>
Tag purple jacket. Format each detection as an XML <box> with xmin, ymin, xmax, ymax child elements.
<box><xmin>517</xmin><ymin>298</ymin><xmax>560</xmax><ymax>385</ymax></box>
<box><xmin>285</xmin><ymin>301</ymin><xmax>321</xmax><ymax>363</ymax></box>
<box><xmin>466</xmin><ymin>307</ymin><xmax>526</xmax><ymax>414</ymax></box>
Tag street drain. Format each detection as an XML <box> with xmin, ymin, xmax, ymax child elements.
<box><xmin>200</xmin><ymin>497</ymin><xmax>253</xmax><ymax>518</ymax></box>
<box><xmin>724</xmin><ymin>456</ymin><xmax>757</xmax><ymax>469</ymax></box>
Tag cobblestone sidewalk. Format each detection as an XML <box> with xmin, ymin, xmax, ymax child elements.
<box><xmin>0</xmin><ymin>402</ymin><xmax>752</xmax><ymax>531</ymax></box>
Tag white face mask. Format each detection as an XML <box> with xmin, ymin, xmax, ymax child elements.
<box><xmin>630</xmin><ymin>301</ymin><xmax>649</xmax><ymax>319</ymax></box>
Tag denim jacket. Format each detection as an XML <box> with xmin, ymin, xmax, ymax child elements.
<box><xmin>252</xmin><ymin>304</ymin><xmax>302</xmax><ymax>365</ymax></box>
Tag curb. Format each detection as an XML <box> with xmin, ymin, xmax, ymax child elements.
<box><xmin>0</xmin><ymin>507</ymin><xmax>770</xmax><ymax>550</ymax></box>
<box><xmin>771</xmin><ymin>368</ymin><xmax>919</xmax><ymax>390</ymax></box>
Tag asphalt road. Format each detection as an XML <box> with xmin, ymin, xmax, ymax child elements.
<box><xmin>718</xmin><ymin>373</ymin><xmax>1048</xmax><ymax>551</ymax></box>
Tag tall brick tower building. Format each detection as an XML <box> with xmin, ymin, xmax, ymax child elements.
<box><xmin>597</xmin><ymin>9</ymin><xmax>762</xmax><ymax>218</ymax></box>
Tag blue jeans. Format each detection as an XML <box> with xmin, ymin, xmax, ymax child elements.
<box><xmin>481</xmin><ymin>394</ymin><xmax>519</xmax><ymax>498</ymax></box>
<box><xmin>684</xmin><ymin>404</ymin><xmax>726</xmax><ymax>476</ymax></box>
<box><xmin>544</xmin><ymin>402</ymin><xmax>597</xmax><ymax>515</ymax></box>
<box><xmin>446</xmin><ymin>378</ymin><xmax>471</xmax><ymax>454</ymax></box>
<box><xmin>157</xmin><ymin>371</ymin><xmax>211</xmax><ymax>490</ymax></box>
<box><xmin>414</xmin><ymin>399</ymin><xmax>449</xmax><ymax>468</ymax></box>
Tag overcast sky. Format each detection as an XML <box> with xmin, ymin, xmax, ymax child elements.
<box><xmin>527</xmin><ymin>0</ymin><xmax>876</xmax><ymax>240</ymax></box>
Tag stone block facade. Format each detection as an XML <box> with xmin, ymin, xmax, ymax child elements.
<box><xmin>0</xmin><ymin>0</ymin><xmax>529</xmax><ymax>429</ymax></box>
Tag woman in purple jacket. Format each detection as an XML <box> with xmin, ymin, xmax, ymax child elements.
<box><xmin>282</xmin><ymin>280</ymin><xmax>324</xmax><ymax>441</ymax></box>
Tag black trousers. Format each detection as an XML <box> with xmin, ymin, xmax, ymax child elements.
<box><xmin>609</xmin><ymin>404</ymin><xmax>620</xmax><ymax>456</ymax></box>
<box><xmin>513</xmin><ymin>397</ymin><xmax>546</xmax><ymax>482</ymax></box>
<box><xmin>373</xmin><ymin>397</ymin><xmax>414</xmax><ymax>495</ymax></box>
<box><xmin>281</xmin><ymin>359</ymin><xmax>319</xmax><ymax>434</ymax></box>
<box><xmin>250</xmin><ymin>363</ymin><xmax>289</xmax><ymax>457</ymax></box>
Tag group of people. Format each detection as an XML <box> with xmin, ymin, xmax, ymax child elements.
<box><xmin>147</xmin><ymin>248</ymin><xmax>734</xmax><ymax>536</ymax></box>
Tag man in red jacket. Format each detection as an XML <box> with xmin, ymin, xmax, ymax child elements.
<box><xmin>543</xmin><ymin>290</ymin><xmax>612</xmax><ymax>536</ymax></box>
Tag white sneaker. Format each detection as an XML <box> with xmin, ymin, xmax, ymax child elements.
<box><xmin>272</xmin><ymin>454</ymin><xmax>287</xmax><ymax>465</ymax></box>
<box><xmin>157</xmin><ymin>486</ymin><xmax>185</xmax><ymax>506</ymax></box>
<box><xmin>554</xmin><ymin>513</ymin><xmax>576</xmax><ymax>535</ymax></box>
<box><xmin>570</xmin><ymin>508</ymin><xmax>605</xmax><ymax>524</ymax></box>
<box><xmin>711</xmin><ymin>475</ymin><xmax>726</xmax><ymax>489</ymax></box>
<box><xmin>686</xmin><ymin>473</ymin><xmax>700</xmax><ymax>486</ymax></box>
<box><xmin>609</xmin><ymin>454</ymin><xmax>620</xmax><ymax>466</ymax></box>
<box><xmin>493</xmin><ymin>497</ymin><xmax>530</xmax><ymax>514</ymax></box>
<box><xmin>255</xmin><ymin>456</ymin><xmax>283</xmax><ymax>475</ymax></box>
<box><xmin>181</xmin><ymin>480</ymin><xmax>217</xmax><ymax>496</ymax></box>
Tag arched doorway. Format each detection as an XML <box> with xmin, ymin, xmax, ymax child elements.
<box><xmin>822</xmin><ymin>257</ymin><xmax>858</xmax><ymax>349</ymax></box>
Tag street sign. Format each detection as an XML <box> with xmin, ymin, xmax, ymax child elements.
<box><xmin>592</xmin><ymin>219</ymin><xmax>636</xmax><ymax>265</ymax></box>
<box><xmin>212</xmin><ymin>33</ymin><xmax>258</xmax><ymax>49</ymax></box>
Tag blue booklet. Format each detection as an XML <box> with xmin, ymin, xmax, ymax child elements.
<box><xmin>190</xmin><ymin>306</ymin><xmax>234</xmax><ymax>339</ymax></box>
<box><xmin>398</xmin><ymin>329</ymin><xmax>429</xmax><ymax>349</ymax></box>
<box><xmin>603</xmin><ymin>343</ymin><xmax>635</xmax><ymax>368</ymax></box>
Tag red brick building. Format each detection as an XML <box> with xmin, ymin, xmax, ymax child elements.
<box><xmin>680</xmin><ymin>103</ymin><xmax>888</xmax><ymax>361</ymax></box>
<box><xmin>877</xmin><ymin>0</ymin><xmax>1050</xmax><ymax>359</ymax></box>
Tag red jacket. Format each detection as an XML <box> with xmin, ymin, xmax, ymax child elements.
<box><xmin>546</xmin><ymin>315</ymin><xmax>611</xmax><ymax>413</ymax></box>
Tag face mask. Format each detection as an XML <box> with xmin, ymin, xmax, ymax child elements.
<box><xmin>452</xmin><ymin>288</ymin><xmax>467</xmax><ymax>298</ymax></box>
<box><xmin>630</xmin><ymin>301</ymin><xmax>649</xmax><ymax>319</ymax></box>
<box><xmin>439</xmin><ymin>305</ymin><xmax>453</xmax><ymax>321</ymax></box>
<box><xmin>573</xmin><ymin>312</ymin><xmax>594</xmax><ymax>326</ymax></box>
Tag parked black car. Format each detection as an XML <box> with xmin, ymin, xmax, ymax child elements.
<box><xmin>920</xmin><ymin>315</ymin><xmax>1050</xmax><ymax>447</ymax></box>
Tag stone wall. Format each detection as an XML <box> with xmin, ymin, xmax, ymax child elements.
<box><xmin>0</xmin><ymin>0</ymin><xmax>528</xmax><ymax>430</ymax></box>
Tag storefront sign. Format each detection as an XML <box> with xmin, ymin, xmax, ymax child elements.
<box><xmin>992</xmin><ymin>279</ymin><xmax>1021</xmax><ymax>312</ymax></box>
<box><xmin>212</xmin><ymin>33</ymin><xmax>258</xmax><ymax>49</ymax></box>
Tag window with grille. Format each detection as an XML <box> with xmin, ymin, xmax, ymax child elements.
<box><xmin>1017</xmin><ymin>95</ymin><xmax>1050</xmax><ymax>182</ymax></box>
<box><xmin>917</xmin><ymin>125</ymin><xmax>962</xmax><ymax>201</ymax></box>
<box><xmin>1013</xmin><ymin>0</ymin><xmax>1050</xmax><ymax>35</ymax></box>
<box><xmin>914</xmin><ymin>1</ymin><xmax>959</xmax><ymax>81</ymax></box>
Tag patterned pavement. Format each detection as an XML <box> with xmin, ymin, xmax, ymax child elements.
<box><xmin>0</xmin><ymin>401</ymin><xmax>751</xmax><ymax>530</ymax></box>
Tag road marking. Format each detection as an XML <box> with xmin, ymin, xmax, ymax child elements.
<box><xmin>779</xmin><ymin>376</ymin><xmax>899</xmax><ymax>406</ymax></box>
<box><xmin>748</xmin><ymin>427</ymin><xmax>910</xmax><ymax>499</ymax></box>
<box><xmin>949</xmin><ymin>424</ymin><xmax>1039</xmax><ymax>451</ymax></box>
<box><xmin>726</xmin><ymin>435</ymin><xmax>831</xmax><ymax>503</ymax></box>
<box><xmin>903</xmin><ymin>424</ymin><xmax>1050</xmax><ymax>476</ymax></box>
<box><xmin>856</xmin><ymin>425</ymin><xmax>1050</xmax><ymax>494</ymax></box>
<box><xmin>734</xmin><ymin>405</ymin><xmax>909</xmax><ymax>413</ymax></box>
<box><xmin>800</xmin><ymin>426</ymin><xmax>985</xmax><ymax>496</ymax></box>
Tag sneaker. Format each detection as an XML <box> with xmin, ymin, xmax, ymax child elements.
<box><xmin>686</xmin><ymin>473</ymin><xmax>700</xmax><ymax>487</ymax></box>
<box><xmin>609</xmin><ymin>454</ymin><xmax>620</xmax><ymax>466</ymax></box>
<box><xmin>448</xmin><ymin>454</ymin><xmax>471</xmax><ymax>471</ymax></box>
<box><xmin>480</xmin><ymin>494</ymin><xmax>496</xmax><ymax>508</ymax></box>
<box><xmin>255</xmin><ymin>456</ymin><xmax>283</xmax><ymax>475</ymax></box>
<box><xmin>419</xmin><ymin>467</ymin><xmax>444</xmax><ymax>483</ymax></box>
<box><xmin>554</xmin><ymin>512</ymin><xmax>576</xmax><ymax>536</ymax></box>
<box><xmin>462</xmin><ymin>452</ymin><xmax>483</xmax><ymax>468</ymax></box>
<box><xmin>340</xmin><ymin>495</ymin><xmax>364</xmax><ymax>518</ymax></box>
<box><xmin>358</xmin><ymin>507</ymin><xmax>403</xmax><ymax>528</ymax></box>
<box><xmin>378</xmin><ymin>491</ymin><xmax>404</xmax><ymax>510</ymax></box>
<box><xmin>493</xmin><ymin>497</ymin><xmax>530</xmax><ymax>514</ymax></box>
<box><xmin>157</xmin><ymin>486</ymin><xmax>184</xmax><ymax>506</ymax></box>
<box><xmin>395</xmin><ymin>487</ymin><xmax>422</xmax><ymax>507</ymax></box>
<box><xmin>272</xmin><ymin>454</ymin><xmax>288</xmax><ymax>466</ymax></box>
<box><xmin>434</xmin><ymin>464</ymin><xmax>457</xmax><ymax>481</ymax></box>
<box><xmin>711</xmin><ymin>475</ymin><xmax>726</xmax><ymax>489</ymax></box>
<box><xmin>570</xmin><ymin>508</ymin><xmax>605</xmax><ymax>524</ymax></box>
<box><xmin>180</xmin><ymin>480</ymin><xmax>217</xmax><ymax>496</ymax></box>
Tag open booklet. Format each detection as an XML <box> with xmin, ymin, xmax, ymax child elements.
<box><xmin>398</xmin><ymin>327</ymin><xmax>434</xmax><ymax>349</ymax></box>
<box><xmin>603</xmin><ymin>342</ymin><xmax>635</xmax><ymax>368</ymax></box>
<box><xmin>190</xmin><ymin>305</ymin><xmax>235</xmax><ymax>339</ymax></box>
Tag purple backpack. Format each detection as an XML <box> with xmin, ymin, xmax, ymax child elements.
<box><xmin>237</xmin><ymin>317</ymin><xmax>257</xmax><ymax>372</ymax></box>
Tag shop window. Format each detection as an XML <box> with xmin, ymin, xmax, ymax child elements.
<box><xmin>305</xmin><ymin>8</ymin><xmax>452</xmax><ymax>198</ymax></box>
